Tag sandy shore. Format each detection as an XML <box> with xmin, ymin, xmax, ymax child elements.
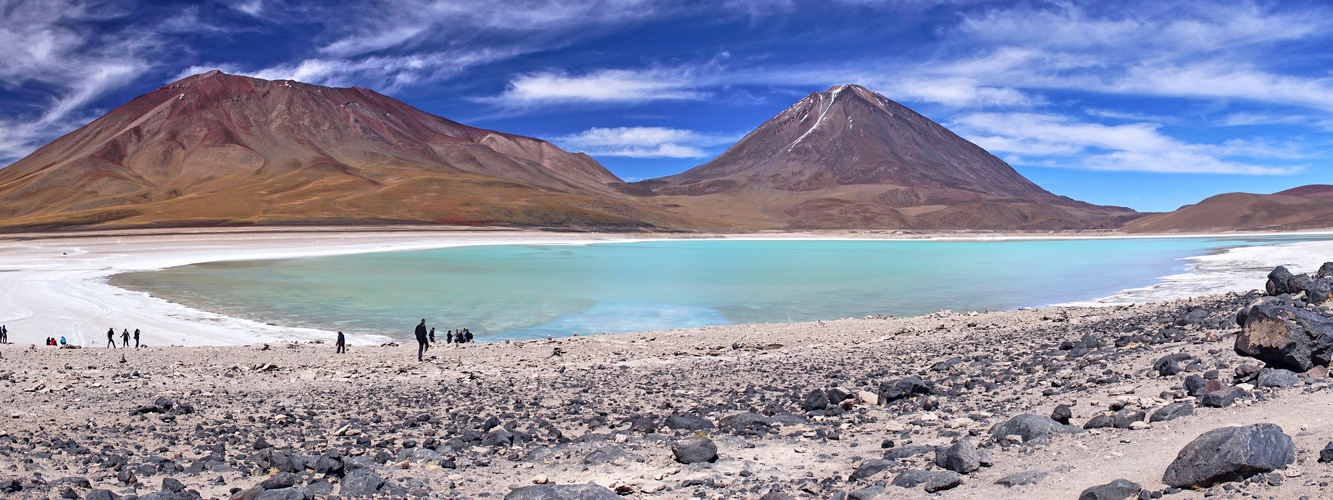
<box><xmin>0</xmin><ymin>227</ymin><xmax>1331</xmax><ymax>349</ymax></box>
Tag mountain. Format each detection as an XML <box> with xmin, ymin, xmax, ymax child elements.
<box><xmin>0</xmin><ymin>71</ymin><xmax>689</xmax><ymax>230</ymax></box>
<box><xmin>618</xmin><ymin>84</ymin><xmax>1139</xmax><ymax>230</ymax></box>
<box><xmin>1125</xmin><ymin>185</ymin><xmax>1333</xmax><ymax>233</ymax></box>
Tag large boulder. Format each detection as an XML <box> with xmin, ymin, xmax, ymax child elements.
<box><xmin>670</xmin><ymin>436</ymin><xmax>717</xmax><ymax>464</ymax></box>
<box><xmin>1149</xmin><ymin>402</ymin><xmax>1194</xmax><ymax>423</ymax></box>
<box><xmin>1078</xmin><ymin>479</ymin><xmax>1141</xmax><ymax>500</ymax></box>
<box><xmin>988</xmin><ymin>414</ymin><xmax>1081</xmax><ymax>445</ymax></box>
<box><xmin>1235</xmin><ymin>304</ymin><xmax>1333</xmax><ymax>371</ymax></box>
<box><xmin>1266</xmin><ymin>266</ymin><xmax>1294</xmax><ymax>295</ymax></box>
<box><xmin>1153</xmin><ymin>353</ymin><xmax>1193</xmax><ymax>376</ymax></box>
<box><xmin>1162</xmin><ymin>424</ymin><xmax>1295</xmax><ymax>488</ymax></box>
<box><xmin>339</xmin><ymin>468</ymin><xmax>385</xmax><ymax>497</ymax></box>
<box><xmin>662</xmin><ymin>414</ymin><xmax>714</xmax><ymax>431</ymax></box>
<box><xmin>878</xmin><ymin>376</ymin><xmax>932</xmax><ymax>403</ymax></box>
<box><xmin>1256</xmin><ymin>368</ymin><xmax>1301</xmax><ymax>388</ymax></box>
<box><xmin>1303</xmin><ymin>278</ymin><xmax>1333</xmax><ymax>305</ymax></box>
<box><xmin>848</xmin><ymin>459</ymin><xmax>892</xmax><ymax>482</ymax></box>
<box><xmin>933</xmin><ymin>438</ymin><xmax>980</xmax><ymax>474</ymax></box>
<box><xmin>504</xmin><ymin>484</ymin><xmax>620</xmax><ymax>500</ymax></box>
<box><xmin>801</xmin><ymin>389</ymin><xmax>830</xmax><ymax>411</ymax></box>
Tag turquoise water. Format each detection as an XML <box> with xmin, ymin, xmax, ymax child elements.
<box><xmin>108</xmin><ymin>237</ymin><xmax>1310</xmax><ymax>342</ymax></box>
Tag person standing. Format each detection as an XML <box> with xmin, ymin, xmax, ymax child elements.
<box><xmin>0</xmin><ymin>324</ymin><xmax>7</xmax><ymax>343</ymax></box>
<box><xmin>428</xmin><ymin>327</ymin><xmax>435</xmax><ymax>344</ymax></box>
<box><xmin>446</xmin><ymin>330</ymin><xmax>453</xmax><ymax>345</ymax></box>
<box><xmin>106</xmin><ymin>327</ymin><xmax>116</xmax><ymax>348</ymax></box>
<box><xmin>121</xmin><ymin>329</ymin><xmax>130</xmax><ymax>348</ymax></box>
<box><xmin>133</xmin><ymin>329</ymin><xmax>140</xmax><ymax>348</ymax></box>
<box><xmin>414</xmin><ymin>319</ymin><xmax>429</xmax><ymax>361</ymax></box>
<box><xmin>336</xmin><ymin>331</ymin><xmax>346</xmax><ymax>354</ymax></box>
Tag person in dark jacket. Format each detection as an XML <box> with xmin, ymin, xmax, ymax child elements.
<box><xmin>120</xmin><ymin>329</ymin><xmax>129</xmax><ymax>348</ymax></box>
<box><xmin>464</xmin><ymin>329</ymin><xmax>474</xmax><ymax>343</ymax></box>
<box><xmin>445</xmin><ymin>329</ymin><xmax>453</xmax><ymax>344</ymax></box>
<box><xmin>133</xmin><ymin>329</ymin><xmax>141</xmax><ymax>348</ymax></box>
<box><xmin>415</xmin><ymin>319</ymin><xmax>429</xmax><ymax>361</ymax></box>
<box><xmin>429</xmin><ymin>327</ymin><xmax>435</xmax><ymax>344</ymax></box>
<box><xmin>336</xmin><ymin>331</ymin><xmax>346</xmax><ymax>354</ymax></box>
<box><xmin>106</xmin><ymin>327</ymin><xmax>116</xmax><ymax>348</ymax></box>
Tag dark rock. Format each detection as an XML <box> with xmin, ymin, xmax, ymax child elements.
<box><xmin>663</xmin><ymin>415</ymin><xmax>714</xmax><ymax>431</ymax></box>
<box><xmin>1113</xmin><ymin>409</ymin><xmax>1146</xmax><ymax>429</ymax></box>
<box><xmin>757</xmin><ymin>493</ymin><xmax>798</xmax><ymax>500</ymax></box>
<box><xmin>1267</xmin><ymin>266</ymin><xmax>1295</xmax><ymax>295</ymax></box>
<box><xmin>161</xmin><ymin>478</ymin><xmax>185</xmax><ymax>493</ymax></box>
<box><xmin>1303</xmin><ymin>278</ymin><xmax>1333</xmax><ymax>305</ymax></box>
<box><xmin>848</xmin><ymin>485</ymin><xmax>889</xmax><ymax>500</ymax></box>
<box><xmin>1200</xmin><ymin>387</ymin><xmax>1245</xmax><ymax>408</ymax></box>
<box><xmin>86</xmin><ymin>490</ymin><xmax>119</xmax><ymax>500</ymax></box>
<box><xmin>260</xmin><ymin>473</ymin><xmax>299</xmax><ymax>490</ymax></box>
<box><xmin>252</xmin><ymin>437</ymin><xmax>271</xmax><ymax>450</ymax></box>
<box><xmin>339</xmin><ymin>468</ymin><xmax>385</xmax><ymax>497</ymax></box>
<box><xmin>1318</xmin><ymin>262</ymin><xmax>1333</xmax><ymax>279</ymax></box>
<box><xmin>802</xmin><ymin>389</ymin><xmax>830</xmax><ymax>411</ymax></box>
<box><xmin>878</xmin><ymin>376</ymin><xmax>932</xmax><ymax>403</ymax></box>
<box><xmin>671</xmin><ymin>436</ymin><xmax>717</xmax><ymax>464</ymax></box>
<box><xmin>138</xmin><ymin>492</ymin><xmax>187</xmax><ymax>500</ymax></box>
<box><xmin>890</xmin><ymin>470</ymin><xmax>962</xmax><ymax>493</ymax></box>
<box><xmin>1162</xmin><ymin>423</ymin><xmax>1295</xmax><ymax>488</ymax></box>
<box><xmin>931</xmin><ymin>357</ymin><xmax>963</xmax><ymax>372</ymax></box>
<box><xmin>883</xmin><ymin>445</ymin><xmax>935</xmax><ymax>460</ymax></box>
<box><xmin>933</xmin><ymin>438</ymin><xmax>980</xmax><ymax>474</ymax></box>
<box><xmin>995</xmin><ymin>470</ymin><xmax>1047</xmax><ymax>487</ymax></box>
<box><xmin>848</xmin><ymin>459</ymin><xmax>891</xmax><ymax>482</ymax></box>
<box><xmin>583</xmin><ymin>445</ymin><xmax>629</xmax><ymax>466</ymax></box>
<box><xmin>1051</xmin><ymin>404</ymin><xmax>1072</xmax><ymax>425</ymax></box>
<box><xmin>504</xmin><ymin>483</ymin><xmax>620</xmax><ymax>500</ymax></box>
<box><xmin>628</xmin><ymin>418</ymin><xmax>655</xmax><ymax>433</ymax></box>
<box><xmin>988</xmin><ymin>414</ymin><xmax>1080</xmax><ymax>445</ymax></box>
<box><xmin>1319</xmin><ymin>441</ymin><xmax>1333</xmax><ymax>463</ymax></box>
<box><xmin>255</xmin><ymin>488</ymin><xmax>307</xmax><ymax>500</ymax></box>
<box><xmin>1149</xmin><ymin>402</ymin><xmax>1194</xmax><ymax>423</ymax></box>
<box><xmin>1177</xmin><ymin>309</ymin><xmax>1210</xmax><ymax>326</ymax></box>
<box><xmin>1079</xmin><ymin>478</ymin><xmax>1142</xmax><ymax>500</ymax></box>
<box><xmin>1184</xmin><ymin>375</ymin><xmax>1208</xmax><ymax>397</ymax></box>
<box><xmin>827</xmin><ymin>388</ymin><xmax>852</xmax><ymax>405</ymax></box>
<box><xmin>1256</xmin><ymin>368</ymin><xmax>1301</xmax><ymax>388</ymax></box>
<box><xmin>1083</xmin><ymin>415</ymin><xmax>1114</xmax><ymax>430</ymax></box>
<box><xmin>60</xmin><ymin>487</ymin><xmax>77</xmax><ymax>499</ymax></box>
<box><xmin>1235</xmin><ymin>304</ymin><xmax>1333</xmax><ymax>372</ymax></box>
<box><xmin>1153</xmin><ymin>353</ymin><xmax>1193</xmax><ymax>377</ymax></box>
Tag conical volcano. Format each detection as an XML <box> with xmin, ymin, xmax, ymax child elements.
<box><xmin>0</xmin><ymin>71</ymin><xmax>688</xmax><ymax>230</ymax></box>
<box><xmin>623</xmin><ymin>84</ymin><xmax>1138</xmax><ymax>230</ymax></box>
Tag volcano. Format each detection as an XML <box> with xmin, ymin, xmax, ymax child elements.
<box><xmin>0</xmin><ymin>71</ymin><xmax>689</xmax><ymax>230</ymax></box>
<box><xmin>621</xmin><ymin>84</ymin><xmax>1138</xmax><ymax>230</ymax></box>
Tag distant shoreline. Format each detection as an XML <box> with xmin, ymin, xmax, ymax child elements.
<box><xmin>1</xmin><ymin>227</ymin><xmax>1330</xmax><ymax>348</ymax></box>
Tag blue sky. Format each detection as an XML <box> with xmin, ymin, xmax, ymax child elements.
<box><xmin>0</xmin><ymin>0</ymin><xmax>1329</xmax><ymax>212</ymax></box>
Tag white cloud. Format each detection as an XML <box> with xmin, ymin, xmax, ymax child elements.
<box><xmin>495</xmin><ymin>68</ymin><xmax>706</xmax><ymax>106</ymax></box>
<box><xmin>888</xmin><ymin>77</ymin><xmax>1039</xmax><ymax>108</ymax></box>
<box><xmin>953</xmin><ymin>113</ymin><xmax>1302</xmax><ymax>175</ymax></box>
<box><xmin>558</xmin><ymin>126</ymin><xmax>737</xmax><ymax>158</ymax></box>
<box><xmin>234</xmin><ymin>0</ymin><xmax>264</xmax><ymax>17</ymax></box>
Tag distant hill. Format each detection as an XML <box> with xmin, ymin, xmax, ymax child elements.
<box><xmin>1125</xmin><ymin>186</ymin><xmax>1333</xmax><ymax>233</ymax></box>
<box><xmin>0</xmin><ymin>71</ymin><xmax>691</xmax><ymax>231</ymax></box>
<box><xmin>619</xmin><ymin>85</ymin><xmax>1139</xmax><ymax>230</ymax></box>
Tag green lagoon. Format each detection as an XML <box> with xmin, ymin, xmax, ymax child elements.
<box><xmin>108</xmin><ymin>237</ymin><xmax>1320</xmax><ymax>341</ymax></box>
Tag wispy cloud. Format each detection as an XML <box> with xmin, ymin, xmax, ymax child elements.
<box><xmin>558</xmin><ymin>126</ymin><xmax>737</xmax><ymax>158</ymax></box>
<box><xmin>953</xmin><ymin>112</ymin><xmax>1303</xmax><ymax>175</ymax></box>
<box><xmin>493</xmin><ymin>68</ymin><xmax>708</xmax><ymax>107</ymax></box>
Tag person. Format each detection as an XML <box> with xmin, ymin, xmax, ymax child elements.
<box><xmin>446</xmin><ymin>329</ymin><xmax>453</xmax><ymax>344</ymax></box>
<box><xmin>429</xmin><ymin>327</ymin><xmax>435</xmax><ymax>344</ymax></box>
<box><xmin>59</xmin><ymin>336</ymin><xmax>66</xmax><ymax>346</ymax></box>
<box><xmin>121</xmin><ymin>329</ymin><xmax>129</xmax><ymax>348</ymax></box>
<box><xmin>106</xmin><ymin>327</ymin><xmax>116</xmax><ymax>348</ymax></box>
<box><xmin>464</xmin><ymin>328</ymin><xmax>474</xmax><ymax>343</ymax></box>
<box><xmin>414</xmin><ymin>319</ymin><xmax>428</xmax><ymax>361</ymax></box>
<box><xmin>133</xmin><ymin>329</ymin><xmax>140</xmax><ymax>348</ymax></box>
<box><xmin>336</xmin><ymin>331</ymin><xmax>346</xmax><ymax>354</ymax></box>
<box><xmin>0</xmin><ymin>324</ymin><xmax>7</xmax><ymax>343</ymax></box>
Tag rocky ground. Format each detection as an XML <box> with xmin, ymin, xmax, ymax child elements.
<box><xmin>4</xmin><ymin>272</ymin><xmax>1333</xmax><ymax>500</ymax></box>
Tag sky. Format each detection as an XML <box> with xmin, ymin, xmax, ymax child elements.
<box><xmin>0</xmin><ymin>0</ymin><xmax>1330</xmax><ymax>213</ymax></box>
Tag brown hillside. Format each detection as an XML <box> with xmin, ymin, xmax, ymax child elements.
<box><xmin>1124</xmin><ymin>190</ymin><xmax>1333</xmax><ymax>233</ymax></box>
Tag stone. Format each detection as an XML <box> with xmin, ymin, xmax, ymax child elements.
<box><xmin>1266</xmin><ymin>266</ymin><xmax>1295</xmax><ymax>295</ymax></box>
<box><xmin>933</xmin><ymin>438</ymin><xmax>980</xmax><ymax>474</ymax></box>
<box><xmin>339</xmin><ymin>468</ymin><xmax>385</xmax><ymax>497</ymax></box>
<box><xmin>995</xmin><ymin>470</ymin><xmax>1047</xmax><ymax>487</ymax></box>
<box><xmin>1319</xmin><ymin>441</ymin><xmax>1333</xmax><ymax>463</ymax></box>
<box><xmin>1083</xmin><ymin>415</ymin><xmax>1114</xmax><ymax>430</ymax></box>
<box><xmin>1153</xmin><ymin>353</ymin><xmax>1193</xmax><ymax>376</ymax></box>
<box><xmin>931</xmin><ymin>357</ymin><xmax>964</xmax><ymax>372</ymax></box>
<box><xmin>671</xmin><ymin>436</ymin><xmax>717</xmax><ymax>464</ymax></box>
<box><xmin>988</xmin><ymin>414</ymin><xmax>1080</xmax><ymax>445</ymax></box>
<box><xmin>802</xmin><ymin>389</ymin><xmax>830</xmax><ymax>411</ymax></box>
<box><xmin>1184</xmin><ymin>375</ymin><xmax>1208</xmax><ymax>397</ymax></box>
<box><xmin>1113</xmin><ymin>409</ymin><xmax>1146</xmax><ymax>429</ymax></box>
<box><xmin>848</xmin><ymin>485</ymin><xmax>889</xmax><ymax>500</ymax></box>
<box><xmin>260</xmin><ymin>473</ymin><xmax>299</xmax><ymax>490</ymax></box>
<box><xmin>256</xmin><ymin>488</ymin><xmax>307</xmax><ymax>500</ymax></box>
<box><xmin>1079</xmin><ymin>478</ymin><xmax>1142</xmax><ymax>500</ymax></box>
<box><xmin>848</xmin><ymin>459</ymin><xmax>891</xmax><ymax>482</ymax></box>
<box><xmin>138</xmin><ymin>492</ymin><xmax>187</xmax><ymax>500</ymax></box>
<box><xmin>162</xmin><ymin>477</ymin><xmax>185</xmax><ymax>492</ymax></box>
<box><xmin>583</xmin><ymin>445</ymin><xmax>630</xmax><ymax>466</ymax></box>
<box><xmin>85</xmin><ymin>490</ymin><xmax>118</xmax><ymax>500</ymax></box>
<box><xmin>504</xmin><ymin>484</ymin><xmax>620</xmax><ymax>500</ymax></box>
<box><xmin>878</xmin><ymin>376</ymin><xmax>932</xmax><ymax>403</ymax></box>
<box><xmin>1149</xmin><ymin>402</ymin><xmax>1194</xmax><ymax>423</ymax></box>
<box><xmin>1319</xmin><ymin>262</ymin><xmax>1333</xmax><ymax>279</ymax></box>
<box><xmin>662</xmin><ymin>415</ymin><xmax>714</xmax><ymax>431</ymax></box>
<box><xmin>1235</xmin><ymin>304</ymin><xmax>1333</xmax><ymax>372</ymax></box>
<box><xmin>1200</xmin><ymin>387</ymin><xmax>1245</xmax><ymax>408</ymax></box>
<box><xmin>1162</xmin><ymin>423</ymin><xmax>1295</xmax><ymax>488</ymax></box>
<box><xmin>1051</xmin><ymin>404</ymin><xmax>1072</xmax><ymax>425</ymax></box>
<box><xmin>890</xmin><ymin>470</ymin><xmax>962</xmax><ymax>493</ymax></box>
<box><xmin>1303</xmin><ymin>278</ymin><xmax>1333</xmax><ymax>305</ymax></box>
<box><xmin>1256</xmin><ymin>368</ymin><xmax>1301</xmax><ymax>388</ymax></box>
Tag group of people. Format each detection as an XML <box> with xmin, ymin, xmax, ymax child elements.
<box><xmin>412</xmin><ymin>320</ymin><xmax>475</xmax><ymax>361</ymax></box>
<box><xmin>44</xmin><ymin>336</ymin><xmax>66</xmax><ymax>346</ymax></box>
<box><xmin>105</xmin><ymin>327</ymin><xmax>141</xmax><ymax>348</ymax></box>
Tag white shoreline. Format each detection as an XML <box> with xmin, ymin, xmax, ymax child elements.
<box><xmin>1</xmin><ymin>227</ymin><xmax>1331</xmax><ymax>347</ymax></box>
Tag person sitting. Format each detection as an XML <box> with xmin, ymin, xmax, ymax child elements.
<box><xmin>59</xmin><ymin>336</ymin><xmax>66</xmax><ymax>346</ymax></box>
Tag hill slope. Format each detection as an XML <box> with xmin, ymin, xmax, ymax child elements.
<box><xmin>619</xmin><ymin>84</ymin><xmax>1139</xmax><ymax>230</ymax></box>
<box><xmin>0</xmin><ymin>71</ymin><xmax>690</xmax><ymax>230</ymax></box>
<box><xmin>1125</xmin><ymin>186</ymin><xmax>1333</xmax><ymax>233</ymax></box>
